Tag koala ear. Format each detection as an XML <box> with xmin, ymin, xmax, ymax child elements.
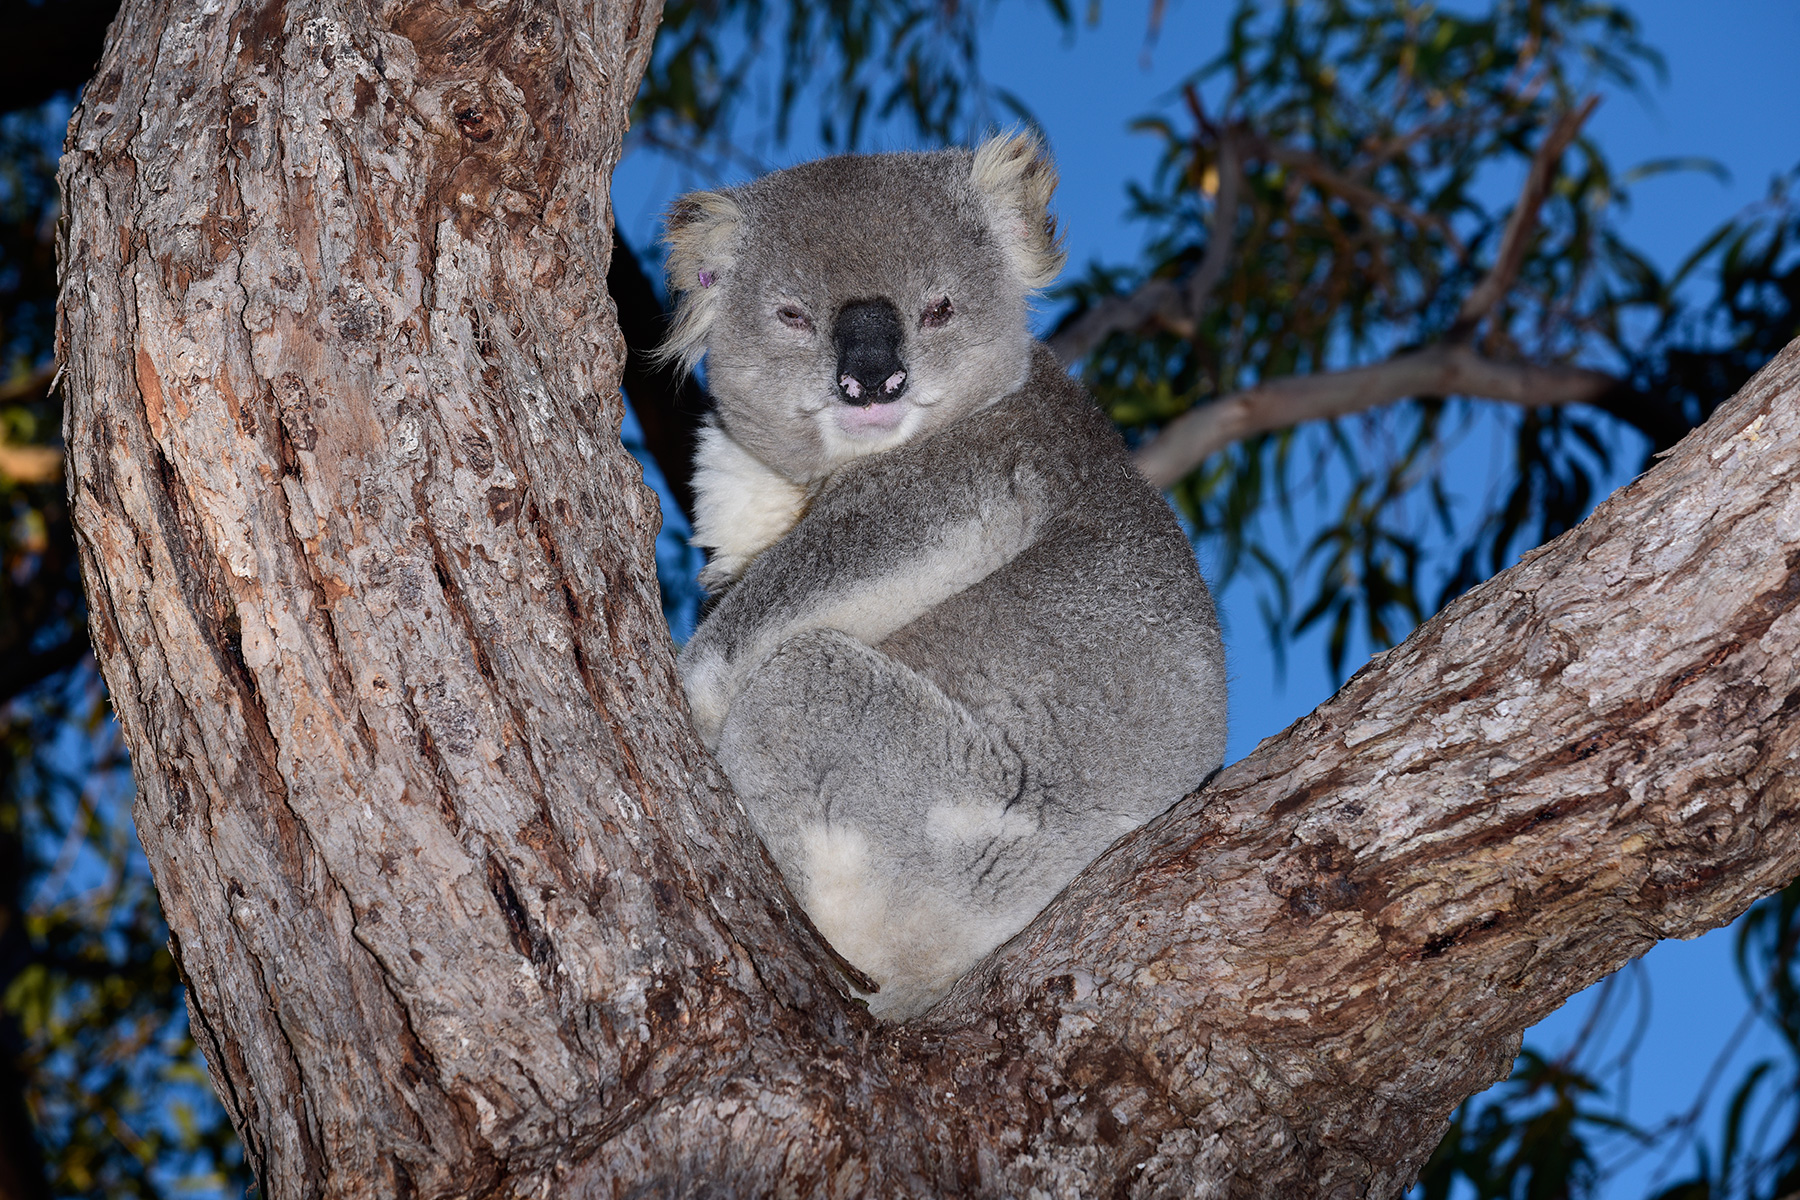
<box><xmin>970</xmin><ymin>129</ymin><xmax>1067</xmax><ymax>293</ymax></box>
<box><xmin>656</xmin><ymin>189</ymin><xmax>745</xmax><ymax>374</ymax></box>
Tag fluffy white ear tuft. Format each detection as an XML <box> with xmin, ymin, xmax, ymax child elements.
<box><xmin>656</xmin><ymin>190</ymin><xmax>745</xmax><ymax>374</ymax></box>
<box><xmin>970</xmin><ymin>129</ymin><xmax>1067</xmax><ymax>293</ymax></box>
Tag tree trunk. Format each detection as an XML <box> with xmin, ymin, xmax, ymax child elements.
<box><xmin>55</xmin><ymin>1</ymin><xmax>1800</xmax><ymax>1195</ymax></box>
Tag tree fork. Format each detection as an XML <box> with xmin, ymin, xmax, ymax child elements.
<box><xmin>56</xmin><ymin>1</ymin><xmax>1800</xmax><ymax>1197</ymax></box>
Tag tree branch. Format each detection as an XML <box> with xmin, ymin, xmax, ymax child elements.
<box><xmin>1133</xmin><ymin>342</ymin><xmax>1622</xmax><ymax>488</ymax></box>
<box><xmin>1048</xmin><ymin>118</ymin><xmax>1469</xmax><ymax>367</ymax></box>
<box><xmin>1049</xmin><ymin>104</ymin><xmax>1245</xmax><ymax>366</ymax></box>
<box><xmin>0</xmin><ymin>637</ymin><xmax>89</xmax><ymax>711</ymax></box>
<box><xmin>1056</xmin><ymin>102</ymin><xmax>1602</xmax><ymax>485</ymax></box>
<box><xmin>1183</xmin><ymin>110</ymin><xmax>1242</xmax><ymax>322</ymax></box>
<box><xmin>58</xmin><ymin>0</ymin><xmax>1800</xmax><ymax>1191</ymax></box>
<box><xmin>0</xmin><ymin>443</ymin><xmax>62</xmax><ymax>485</ymax></box>
<box><xmin>1452</xmin><ymin>96</ymin><xmax>1600</xmax><ymax>336</ymax></box>
<box><xmin>1048</xmin><ymin>277</ymin><xmax>1183</xmax><ymax>365</ymax></box>
<box><xmin>932</xmin><ymin>340</ymin><xmax>1800</xmax><ymax>1196</ymax></box>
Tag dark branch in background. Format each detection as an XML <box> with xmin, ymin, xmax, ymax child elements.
<box><xmin>1049</xmin><ymin>277</ymin><xmax>1183</xmax><ymax>366</ymax></box>
<box><xmin>0</xmin><ymin>640</ymin><xmax>89</xmax><ymax>716</ymax></box>
<box><xmin>1126</xmin><ymin>98</ymin><xmax>1611</xmax><ymax>487</ymax></box>
<box><xmin>1182</xmin><ymin>94</ymin><xmax>1242</xmax><ymax>321</ymax></box>
<box><xmin>607</xmin><ymin>227</ymin><xmax>708</xmax><ymax>523</ymax></box>
<box><xmin>1134</xmin><ymin>344</ymin><xmax>1623</xmax><ymax>488</ymax></box>
<box><xmin>1240</xmin><ymin>130</ymin><xmax>1467</xmax><ymax>259</ymax></box>
<box><xmin>1592</xmin><ymin>384</ymin><xmax>1708</xmax><ymax>456</ymax></box>
<box><xmin>0</xmin><ymin>0</ymin><xmax>116</xmax><ymax>113</ymax></box>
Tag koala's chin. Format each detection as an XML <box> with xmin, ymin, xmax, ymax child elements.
<box><xmin>660</xmin><ymin>131</ymin><xmax>1228</xmax><ymax>1021</ymax></box>
<box><xmin>812</xmin><ymin>386</ymin><xmax>926</xmax><ymax>464</ymax></box>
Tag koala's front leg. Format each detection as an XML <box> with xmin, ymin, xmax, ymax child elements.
<box><xmin>677</xmin><ymin>628</ymin><xmax>739</xmax><ymax>748</ymax></box>
<box><xmin>716</xmin><ymin>628</ymin><xmax>1054</xmax><ymax>1020</ymax></box>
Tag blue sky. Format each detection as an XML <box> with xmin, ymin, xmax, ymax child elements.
<box><xmin>610</xmin><ymin>3</ymin><xmax>1800</xmax><ymax>1194</ymax></box>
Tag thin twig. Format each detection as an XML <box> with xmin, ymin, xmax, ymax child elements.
<box><xmin>1452</xmin><ymin>95</ymin><xmax>1601</xmax><ymax>336</ymax></box>
<box><xmin>1048</xmin><ymin>279</ymin><xmax>1183</xmax><ymax>367</ymax></box>
<box><xmin>1186</xmin><ymin>128</ymin><xmax>1242</xmax><ymax>319</ymax></box>
<box><xmin>1132</xmin><ymin>343</ymin><xmax>1620</xmax><ymax>489</ymax></box>
<box><xmin>1245</xmin><ymin>133</ymin><xmax>1467</xmax><ymax>258</ymax></box>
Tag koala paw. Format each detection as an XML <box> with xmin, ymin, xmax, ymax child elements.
<box><xmin>679</xmin><ymin>646</ymin><xmax>733</xmax><ymax>749</ymax></box>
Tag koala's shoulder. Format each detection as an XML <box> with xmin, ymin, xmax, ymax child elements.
<box><xmin>959</xmin><ymin>345</ymin><xmax>1137</xmax><ymax>478</ymax></box>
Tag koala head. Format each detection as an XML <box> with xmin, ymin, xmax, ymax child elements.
<box><xmin>658</xmin><ymin>131</ymin><xmax>1066</xmax><ymax>482</ymax></box>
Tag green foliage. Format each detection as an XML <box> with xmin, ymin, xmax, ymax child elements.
<box><xmin>1060</xmin><ymin>0</ymin><xmax>1797</xmax><ymax>679</ymax></box>
<box><xmin>636</xmin><ymin>0</ymin><xmax>1068</xmax><ymax>164</ymax></box>
<box><xmin>1620</xmin><ymin>171</ymin><xmax>1800</xmax><ymax>439</ymax></box>
<box><xmin>1418</xmin><ymin>1049</ymin><xmax>1635</xmax><ymax>1200</ymax></box>
<box><xmin>1418</xmin><ymin>882</ymin><xmax>1800</xmax><ymax>1200</ymax></box>
<box><xmin>4</xmin><ymin>673</ymin><xmax>245</xmax><ymax>1198</ymax></box>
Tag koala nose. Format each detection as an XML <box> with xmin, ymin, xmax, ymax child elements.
<box><xmin>832</xmin><ymin>299</ymin><xmax>908</xmax><ymax>406</ymax></box>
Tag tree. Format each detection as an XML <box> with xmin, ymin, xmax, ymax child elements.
<box><xmin>52</xmin><ymin>0</ymin><xmax>1800</xmax><ymax>1195</ymax></box>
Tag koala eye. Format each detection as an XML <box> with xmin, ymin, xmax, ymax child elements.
<box><xmin>920</xmin><ymin>297</ymin><xmax>954</xmax><ymax>329</ymax></box>
<box><xmin>776</xmin><ymin>304</ymin><xmax>814</xmax><ymax>332</ymax></box>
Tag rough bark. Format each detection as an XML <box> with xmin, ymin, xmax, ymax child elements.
<box><xmin>59</xmin><ymin>0</ymin><xmax>849</xmax><ymax>1193</ymax></box>
<box><xmin>56</xmin><ymin>1</ymin><xmax>1800</xmax><ymax>1197</ymax></box>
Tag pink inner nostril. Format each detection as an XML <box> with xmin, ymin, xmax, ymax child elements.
<box><xmin>841</xmin><ymin>375</ymin><xmax>863</xmax><ymax>399</ymax></box>
<box><xmin>883</xmin><ymin>371</ymin><xmax>906</xmax><ymax>394</ymax></box>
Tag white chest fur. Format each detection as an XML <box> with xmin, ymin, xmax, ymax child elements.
<box><xmin>689</xmin><ymin>425</ymin><xmax>809</xmax><ymax>592</ymax></box>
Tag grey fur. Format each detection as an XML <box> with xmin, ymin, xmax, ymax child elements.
<box><xmin>666</xmin><ymin>134</ymin><xmax>1227</xmax><ymax>1021</ymax></box>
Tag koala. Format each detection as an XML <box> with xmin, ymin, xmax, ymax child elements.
<box><xmin>661</xmin><ymin>132</ymin><xmax>1227</xmax><ymax>1021</ymax></box>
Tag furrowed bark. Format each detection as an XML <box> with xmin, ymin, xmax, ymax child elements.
<box><xmin>58</xmin><ymin>0</ymin><xmax>1800</xmax><ymax>1195</ymax></box>
<box><xmin>59</xmin><ymin>0</ymin><xmax>849</xmax><ymax>1193</ymax></box>
<box><xmin>942</xmin><ymin>337</ymin><xmax>1800</xmax><ymax>1195</ymax></box>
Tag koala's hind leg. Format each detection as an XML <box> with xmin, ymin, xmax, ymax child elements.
<box><xmin>716</xmin><ymin>627</ymin><xmax>1044</xmax><ymax>1020</ymax></box>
